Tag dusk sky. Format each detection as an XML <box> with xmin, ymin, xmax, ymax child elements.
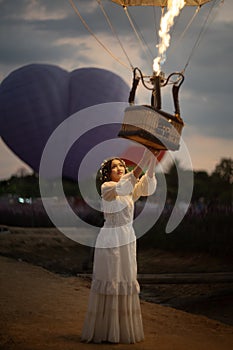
<box><xmin>0</xmin><ymin>0</ymin><xmax>232</xmax><ymax>180</ymax></box>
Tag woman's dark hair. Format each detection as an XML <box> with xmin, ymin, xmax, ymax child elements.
<box><xmin>96</xmin><ymin>157</ymin><xmax>128</xmax><ymax>195</ymax></box>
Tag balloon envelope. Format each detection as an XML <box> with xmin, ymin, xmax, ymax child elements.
<box><xmin>111</xmin><ymin>0</ymin><xmax>212</xmax><ymax>6</ymax></box>
<box><xmin>0</xmin><ymin>64</ymin><xmax>134</xmax><ymax>180</ymax></box>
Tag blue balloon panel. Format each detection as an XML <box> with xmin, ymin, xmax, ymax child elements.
<box><xmin>0</xmin><ymin>64</ymin><xmax>130</xmax><ymax>179</ymax></box>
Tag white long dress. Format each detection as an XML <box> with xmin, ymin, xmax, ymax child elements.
<box><xmin>81</xmin><ymin>171</ymin><xmax>157</xmax><ymax>344</ymax></box>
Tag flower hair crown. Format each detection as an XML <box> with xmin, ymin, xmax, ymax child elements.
<box><xmin>99</xmin><ymin>157</ymin><xmax>128</xmax><ymax>182</ymax></box>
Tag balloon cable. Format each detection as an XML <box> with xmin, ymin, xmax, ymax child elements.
<box><xmin>123</xmin><ymin>6</ymin><xmax>154</xmax><ymax>67</ymax></box>
<box><xmin>68</xmin><ymin>0</ymin><xmax>131</xmax><ymax>71</ymax></box>
<box><xmin>167</xmin><ymin>6</ymin><xmax>200</xmax><ymax>60</ymax></box>
<box><xmin>96</xmin><ymin>0</ymin><xmax>134</xmax><ymax>70</ymax></box>
<box><xmin>153</xmin><ymin>6</ymin><xmax>159</xmax><ymax>46</ymax></box>
<box><xmin>178</xmin><ymin>6</ymin><xmax>201</xmax><ymax>44</ymax></box>
<box><xmin>182</xmin><ymin>0</ymin><xmax>222</xmax><ymax>74</ymax></box>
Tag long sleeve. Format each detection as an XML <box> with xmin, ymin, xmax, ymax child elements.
<box><xmin>101</xmin><ymin>172</ymin><xmax>137</xmax><ymax>201</ymax></box>
<box><xmin>132</xmin><ymin>171</ymin><xmax>157</xmax><ymax>202</ymax></box>
<box><xmin>101</xmin><ymin>171</ymin><xmax>157</xmax><ymax>204</ymax></box>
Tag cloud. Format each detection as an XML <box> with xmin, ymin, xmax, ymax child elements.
<box><xmin>0</xmin><ymin>0</ymin><xmax>71</xmax><ymax>20</ymax></box>
<box><xmin>181</xmin><ymin>133</ymin><xmax>233</xmax><ymax>173</ymax></box>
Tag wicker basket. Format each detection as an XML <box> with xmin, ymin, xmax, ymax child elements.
<box><xmin>118</xmin><ymin>105</ymin><xmax>184</xmax><ymax>151</ymax></box>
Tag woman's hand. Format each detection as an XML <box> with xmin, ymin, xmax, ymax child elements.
<box><xmin>133</xmin><ymin>148</ymin><xmax>160</xmax><ymax>179</ymax></box>
<box><xmin>148</xmin><ymin>148</ymin><xmax>161</xmax><ymax>158</ymax></box>
<box><xmin>144</xmin><ymin>148</ymin><xmax>158</xmax><ymax>178</ymax></box>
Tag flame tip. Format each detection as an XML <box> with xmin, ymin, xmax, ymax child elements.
<box><xmin>153</xmin><ymin>0</ymin><xmax>185</xmax><ymax>73</ymax></box>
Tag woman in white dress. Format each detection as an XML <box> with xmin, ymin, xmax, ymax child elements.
<box><xmin>81</xmin><ymin>149</ymin><xmax>158</xmax><ymax>344</ymax></box>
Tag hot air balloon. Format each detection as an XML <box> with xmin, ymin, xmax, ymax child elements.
<box><xmin>110</xmin><ymin>0</ymin><xmax>215</xmax><ymax>150</ymax></box>
<box><xmin>69</xmin><ymin>0</ymin><xmax>219</xmax><ymax>151</ymax></box>
<box><xmin>0</xmin><ymin>64</ymin><xmax>133</xmax><ymax>180</ymax></box>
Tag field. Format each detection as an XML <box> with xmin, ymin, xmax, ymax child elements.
<box><xmin>0</xmin><ymin>225</ymin><xmax>233</xmax><ymax>328</ymax></box>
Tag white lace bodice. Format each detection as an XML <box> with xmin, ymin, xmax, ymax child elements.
<box><xmin>94</xmin><ymin>171</ymin><xmax>157</xmax><ymax>248</ymax></box>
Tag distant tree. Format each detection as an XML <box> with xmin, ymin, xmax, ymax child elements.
<box><xmin>165</xmin><ymin>162</ymin><xmax>178</xmax><ymax>201</ymax></box>
<box><xmin>14</xmin><ymin>166</ymin><xmax>31</xmax><ymax>178</ymax></box>
<box><xmin>0</xmin><ymin>173</ymin><xmax>40</xmax><ymax>197</ymax></box>
<box><xmin>210</xmin><ymin>158</ymin><xmax>233</xmax><ymax>205</ymax></box>
<box><xmin>165</xmin><ymin>160</ymin><xmax>193</xmax><ymax>202</ymax></box>
<box><xmin>212</xmin><ymin>158</ymin><xmax>233</xmax><ymax>184</ymax></box>
<box><xmin>193</xmin><ymin>171</ymin><xmax>210</xmax><ymax>201</ymax></box>
<box><xmin>63</xmin><ymin>178</ymin><xmax>81</xmax><ymax>197</ymax></box>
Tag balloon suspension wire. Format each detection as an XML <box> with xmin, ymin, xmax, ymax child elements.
<box><xmin>153</xmin><ymin>6</ymin><xmax>159</xmax><ymax>47</ymax></box>
<box><xmin>167</xmin><ymin>5</ymin><xmax>200</xmax><ymax>60</ymax></box>
<box><xmin>68</xmin><ymin>0</ymin><xmax>131</xmax><ymax>71</ymax></box>
<box><xmin>177</xmin><ymin>6</ymin><xmax>201</xmax><ymax>44</ymax></box>
<box><xmin>182</xmin><ymin>0</ymin><xmax>222</xmax><ymax>74</ymax></box>
<box><xmin>96</xmin><ymin>0</ymin><xmax>134</xmax><ymax>70</ymax></box>
<box><xmin>123</xmin><ymin>6</ymin><xmax>154</xmax><ymax>67</ymax></box>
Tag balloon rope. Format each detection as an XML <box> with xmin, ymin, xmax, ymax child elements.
<box><xmin>153</xmin><ymin>6</ymin><xmax>159</xmax><ymax>46</ymax></box>
<box><xmin>68</xmin><ymin>0</ymin><xmax>131</xmax><ymax>71</ymax></box>
<box><xmin>177</xmin><ymin>6</ymin><xmax>201</xmax><ymax>44</ymax></box>
<box><xmin>167</xmin><ymin>6</ymin><xmax>200</xmax><ymax>59</ymax></box>
<box><xmin>123</xmin><ymin>6</ymin><xmax>153</xmax><ymax>67</ymax></box>
<box><xmin>96</xmin><ymin>0</ymin><xmax>134</xmax><ymax>70</ymax></box>
<box><xmin>182</xmin><ymin>0</ymin><xmax>222</xmax><ymax>73</ymax></box>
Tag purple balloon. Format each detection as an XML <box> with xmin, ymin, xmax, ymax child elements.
<box><xmin>0</xmin><ymin>64</ymin><xmax>129</xmax><ymax>179</ymax></box>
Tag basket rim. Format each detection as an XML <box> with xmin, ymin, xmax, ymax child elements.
<box><xmin>125</xmin><ymin>104</ymin><xmax>184</xmax><ymax>125</ymax></box>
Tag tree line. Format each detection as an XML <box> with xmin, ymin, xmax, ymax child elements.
<box><xmin>0</xmin><ymin>157</ymin><xmax>232</xmax><ymax>206</ymax></box>
<box><xmin>0</xmin><ymin>158</ymin><xmax>232</xmax><ymax>256</ymax></box>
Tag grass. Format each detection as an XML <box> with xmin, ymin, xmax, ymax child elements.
<box><xmin>138</xmin><ymin>211</ymin><xmax>233</xmax><ymax>257</ymax></box>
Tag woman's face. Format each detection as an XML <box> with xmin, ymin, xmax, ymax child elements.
<box><xmin>110</xmin><ymin>159</ymin><xmax>126</xmax><ymax>182</ymax></box>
